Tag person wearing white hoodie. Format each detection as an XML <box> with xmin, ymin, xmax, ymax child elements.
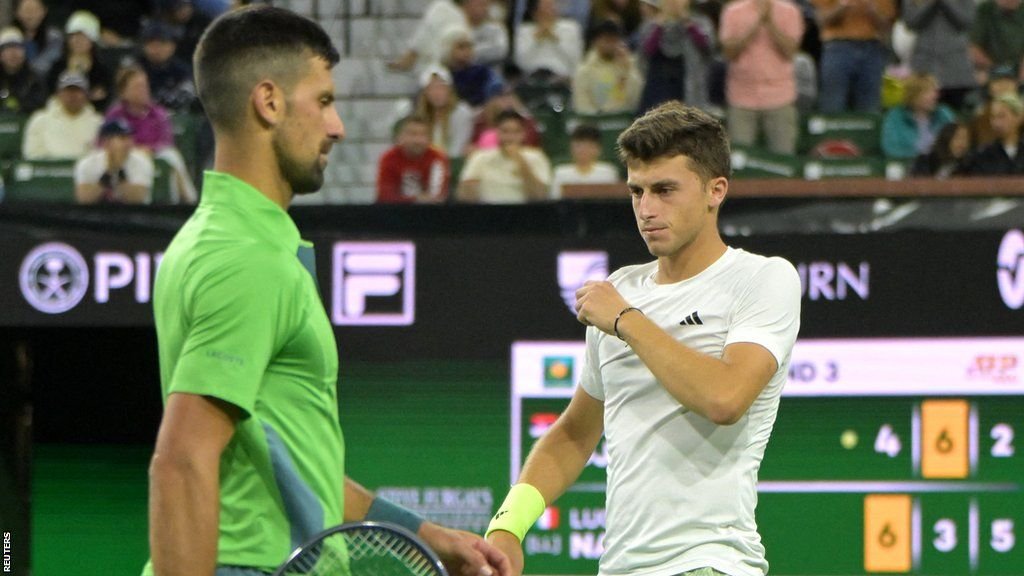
<box><xmin>22</xmin><ymin>70</ymin><xmax>102</xmax><ymax>160</ymax></box>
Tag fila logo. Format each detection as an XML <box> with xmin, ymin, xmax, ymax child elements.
<box><xmin>331</xmin><ymin>241</ymin><xmax>416</xmax><ymax>326</ymax></box>
<box><xmin>680</xmin><ymin>311</ymin><xmax>703</xmax><ymax>326</ymax></box>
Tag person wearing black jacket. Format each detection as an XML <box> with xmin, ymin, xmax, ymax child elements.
<box><xmin>0</xmin><ymin>27</ymin><xmax>48</xmax><ymax>115</ymax></box>
<box><xmin>964</xmin><ymin>92</ymin><xmax>1024</xmax><ymax>175</ymax></box>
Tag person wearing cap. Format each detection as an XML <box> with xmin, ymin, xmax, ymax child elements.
<box><xmin>47</xmin><ymin>10</ymin><xmax>114</xmax><ymax>110</ymax></box>
<box><xmin>13</xmin><ymin>0</ymin><xmax>64</xmax><ymax>80</ymax></box>
<box><xmin>396</xmin><ymin>65</ymin><xmax>476</xmax><ymax>157</ymax></box>
<box><xmin>105</xmin><ymin>65</ymin><xmax>197</xmax><ymax>203</ymax></box>
<box><xmin>964</xmin><ymin>91</ymin><xmax>1024</xmax><ymax>174</ymax></box>
<box><xmin>0</xmin><ymin>26</ymin><xmax>48</xmax><ymax>115</ymax></box>
<box><xmin>970</xmin><ymin>64</ymin><xmax>1021</xmax><ymax>147</ymax></box>
<box><xmin>441</xmin><ymin>25</ymin><xmax>504</xmax><ymax>107</ymax></box>
<box><xmin>456</xmin><ymin>109</ymin><xmax>552</xmax><ymax>203</ymax></box>
<box><xmin>719</xmin><ymin>0</ymin><xmax>804</xmax><ymax>154</ymax></box>
<box><xmin>22</xmin><ymin>70</ymin><xmax>103</xmax><ymax>160</ymax></box>
<box><xmin>138</xmin><ymin>20</ymin><xmax>196</xmax><ymax>111</ymax></box>
<box><xmin>902</xmin><ymin>0</ymin><xmax>975</xmax><ymax>111</ymax></box>
<box><xmin>515</xmin><ymin>0</ymin><xmax>585</xmax><ymax>81</ymax></box>
<box><xmin>74</xmin><ymin>118</ymin><xmax>154</xmax><ymax>204</ymax></box>
<box><xmin>572</xmin><ymin>19</ymin><xmax>644</xmax><ymax>114</ymax></box>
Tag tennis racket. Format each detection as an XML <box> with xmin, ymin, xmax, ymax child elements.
<box><xmin>273</xmin><ymin>521</ymin><xmax>449</xmax><ymax>576</ymax></box>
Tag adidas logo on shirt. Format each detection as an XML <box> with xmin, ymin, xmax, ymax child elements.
<box><xmin>679</xmin><ymin>311</ymin><xmax>703</xmax><ymax>326</ymax></box>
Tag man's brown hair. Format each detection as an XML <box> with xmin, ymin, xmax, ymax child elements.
<box><xmin>617</xmin><ymin>101</ymin><xmax>731</xmax><ymax>182</ymax></box>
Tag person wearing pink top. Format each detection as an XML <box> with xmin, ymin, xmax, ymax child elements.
<box><xmin>105</xmin><ymin>64</ymin><xmax>196</xmax><ymax>202</ymax></box>
<box><xmin>719</xmin><ymin>0</ymin><xmax>804</xmax><ymax>154</ymax></box>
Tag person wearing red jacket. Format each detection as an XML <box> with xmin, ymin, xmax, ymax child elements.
<box><xmin>377</xmin><ymin>114</ymin><xmax>450</xmax><ymax>203</ymax></box>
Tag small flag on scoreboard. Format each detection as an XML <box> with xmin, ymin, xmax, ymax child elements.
<box><xmin>536</xmin><ymin>506</ymin><xmax>560</xmax><ymax>530</ymax></box>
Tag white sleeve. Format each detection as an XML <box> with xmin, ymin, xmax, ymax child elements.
<box><xmin>125</xmin><ymin>151</ymin><xmax>155</xmax><ymax>186</ymax></box>
<box><xmin>578</xmin><ymin>325</ymin><xmax>605</xmax><ymax>401</ymax></box>
<box><xmin>525</xmin><ymin>149</ymin><xmax>552</xmax><ymax>186</ymax></box>
<box><xmin>459</xmin><ymin>150</ymin><xmax>484</xmax><ymax>181</ymax></box>
<box><xmin>73</xmin><ymin>152</ymin><xmax>105</xmax><ymax>184</ymax></box>
<box><xmin>725</xmin><ymin>257</ymin><xmax>802</xmax><ymax>367</ymax></box>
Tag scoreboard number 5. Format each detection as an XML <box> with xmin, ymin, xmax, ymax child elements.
<box><xmin>991</xmin><ymin>519</ymin><xmax>1015</xmax><ymax>553</ymax></box>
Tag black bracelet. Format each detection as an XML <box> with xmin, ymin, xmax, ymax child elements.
<box><xmin>614</xmin><ymin>306</ymin><xmax>643</xmax><ymax>340</ymax></box>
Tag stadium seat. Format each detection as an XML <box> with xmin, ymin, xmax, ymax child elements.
<box><xmin>531</xmin><ymin>108</ymin><xmax>570</xmax><ymax>165</ymax></box>
<box><xmin>730</xmin><ymin>145</ymin><xmax>803</xmax><ymax>179</ymax></box>
<box><xmin>802</xmin><ymin>157</ymin><xmax>886</xmax><ymax>179</ymax></box>
<box><xmin>151</xmin><ymin>158</ymin><xmax>173</xmax><ymax>204</ymax></box>
<box><xmin>0</xmin><ymin>115</ymin><xmax>26</xmax><ymax>161</ymax></box>
<box><xmin>568</xmin><ymin>111</ymin><xmax>633</xmax><ymax>169</ymax></box>
<box><xmin>3</xmin><ymin>160</ymin><xmax>76</xmax><ymax>202</ymax></box>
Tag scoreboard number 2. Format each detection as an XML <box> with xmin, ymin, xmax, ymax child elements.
<box><xmin>990</xmin><ymin>423</ymin><xmax>1015</xmax><ymax>457</ymax></box>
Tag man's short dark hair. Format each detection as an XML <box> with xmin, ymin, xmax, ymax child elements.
<box><xmin>495</xmin><ymin>109</ymin><xmax>525</xmax><ymax>126</ymax></box>
<box><xmin>193</xmin><ymin>5</ymin><xmax>339</xmax><ymax>131</ymax></box>
<box><xmin>617</xmin><ymin>101</ymin><xmax>730</xmax><ymax>182</ymax></box>
<box><xmin>571</xmin><ymin>124</ymin><xmax>601</xmax><ymax>143</ymax></box>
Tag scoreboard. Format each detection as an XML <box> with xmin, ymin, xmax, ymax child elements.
<box><xmin>511</xmin><ymin>338</ymin><xmax>1024</xmax><ymax>575</ymax></box>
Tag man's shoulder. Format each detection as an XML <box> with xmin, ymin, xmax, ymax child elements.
<box><xmin>726</xmin><ymin>249</ymin><xmax>800</xmax><ymax>289</ymax></box>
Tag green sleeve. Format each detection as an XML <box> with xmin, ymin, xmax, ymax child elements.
<box><xmin>168</xmin><ymin>254</ymin><xmax>300</xmax><ymax>415</ymax></box>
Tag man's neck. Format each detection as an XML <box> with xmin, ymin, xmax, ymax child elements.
<box><xmin>213</xmin><ymin>132</ymin><xmax>293</xmax><ymax>210</ymax></box>
<box><xmin>655</xmin><ymin>232</ymin><xmax>728</xmax><ymax>284</ymax></box>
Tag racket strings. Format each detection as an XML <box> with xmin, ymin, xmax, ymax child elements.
<box><xmin>281</xmin><ymin>526</ymin><xmax>444</xmax><ymax>576</ymax></box>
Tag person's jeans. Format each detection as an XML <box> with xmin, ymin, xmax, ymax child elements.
<box><xmin>818</xmin><ymin>40</ymin><xmax>886</xmax><ymax>113</ymax></box>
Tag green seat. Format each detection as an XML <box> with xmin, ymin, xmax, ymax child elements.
<box><xmin>151</xmin><ymin>158</ymin><xmax>173</xmax><ymax>204</ymax></box>
<box><xmin>4</xmin><ymin>160</ymin><xmax>77</xmax><ymax>202</ymax></box>
<box><xmin>0</xmin><ymin>115</ymin><xmax>26</xmax><ymax>161</ymax></box>
<box><xmin>170</xmin><ymin>112</ymin><xmax>200</xmax><ymax>177</ymax></box>
<box><xmin>531</xmin><ymin>108</ymin><xmax>570</xmax><ymax>166</ymax></box>
<box><xmin>730</xmin><ymin>145</ymin><xmax>803</xmax><ymax>179</ymax></box>
<box><xmin>800</xmin><ymin>112</ymin><xmax>883</xmax><ymax>157</ymax></box>
<box><xmin>448</xmin><ymin>155</ymin><xmax>465</xmax><ymax>200</ymax></box>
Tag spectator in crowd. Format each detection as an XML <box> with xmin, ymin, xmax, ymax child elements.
<box><xmin>550</xmin><ymin>123</ymin><xmax>620</xmax><ymax>198</ymax></box>
<box><xmin>812</xmin><ymin>0</ymin><xmax>896</xmax><ymax>112</ymax></box>
<box><xmin>13</xmin><ymin>0</ymin><xmax>63</xmax><ymax>79</ymax></box>
<box><xmin>155</xmin><ymin>0</ymin><xmax>214</xmax><ymax>65</ymax></box>
<box><xmin>882</xmin><ymin>73</ymin><xmax>956</xmax><ymax>159</ymax></box>
<box><xmin>79</xmin><ymin>0</ymin><xmax>149</xmax><ymax>45</ymax></box>
<box><xmin>970</xmin><ymin>64</ymin><xmax>1019</xmax><ymax>146</ymax></box>
<box><xmin>471</xmin><ymin>81</ymin><xmax>543</xmax><ymax>150</ymax></box>
<box><xmin>441</xmin><ymin>25</ymin><xmax>504</xmax><ymax>108</ymax></box>
<box><xmin>377</xmin><ymin>115</ymin><xmax>450</xmax><ymax>204</ymax></box>
<box><xmin>457</xmin><ymin>109</ymin><xmax>552</xmax><ymax>203</ymax></box>
<box><xmin>902</xmin><ymin>0</ymin><xmax>975</xmax><ymax>111</ymax></box>
<box><xmin>462</xmin><ymin>0</ymin><xmax>511</xmax><ymax>68</ymax></box>
<box><xmin>591</xmin><ymin>0</ymin><xmax>645</xmax><ymax>42</ymax></box>
<box><xmin>636</xmin><ymin>0</ymin><xmax>715</xmax><ymax>113</ymax></box>
<box><xmin>964</xmin><ymin>92</ymin><xmax>1024</xmax><ymax>174</ymax></box>
<box><xmin>406</xmin><ymin>65</ymin><xmax>476</xmax><ymax>158</ymax></box>
<box><xmin>573</xmin><ymin>19</ymin><xmax>644</xmax><ymax>115</ymax></box>
<box><xmin>74</xmin><ymin>118</ymin><xmax>153</xmax><ymax>204</ymax></box>
<box><xmin>970</xmin><ymin>0</ymin><xmax>1024</xmax><ymax>84</ymax></box>
<box><xmin>138</xmin><ymin>20</ymin><xmax>196</xmax><ymax>111</ymax></box>
<box><xmin>0</xmin><ymin>27</ymin><xmax>47</xmax><ymax>115</ymax></box>
<box><xmin>515</xmin><ymin>0</ymin><xmax>585</xmax><ymax>82</ymax></box>
<box><xmin>720</xmin><ymin>0</ymin><xmax>804</xmax><ymax>154</ymax></box>
<box><xmin>105</xmin><ymin>65</ymin><xmax>197</xmax><ymax>203</ymax></box>
<box><xmin>911</xmin><ymin>120</ymin><xmax>973</xmax><ymax>177</ymax></box>
<box><xmin>390</xmin><ymin>0</ymin><xmax>508</xmax><ymax>72</ymax></box>
<box><xmin>22</xmin><ymin>71</ymin><xmax>102</xmax><ymax>160</ymax></box>
<box><xmin>47</xmin><ymin>11</ymin><xmax>114</xmax><ymax>110</ymax></box>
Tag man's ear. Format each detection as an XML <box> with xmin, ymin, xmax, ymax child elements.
<box><xmin>707</xmin><ymin>176</ymin><xmax>728</xmax><ymax>211</ymax></box>
<box><xmin>251</xmin><ymin>80</ymin><xmax>285</xmax><ymax>128</ymax></box>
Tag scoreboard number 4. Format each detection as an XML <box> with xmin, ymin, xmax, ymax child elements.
<box><xmin>874</xmin><ymin>424</ymin><xmax>902</xmax><ymax>457</ymax></box>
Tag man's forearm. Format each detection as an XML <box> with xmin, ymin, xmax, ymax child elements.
<box><xmin>343</xmin><ymin>476</ymin><xmax>375</xmax><ymax>522</ymax></box>
<box><xmin>518</xmin><ymin>415</ymin><xmax>599</xmax><ymax>505</ymax></box>
<box><xmin>149</xmin><ymin>456</ymin><xmax>220</xmax><ymax>576</ymax></box>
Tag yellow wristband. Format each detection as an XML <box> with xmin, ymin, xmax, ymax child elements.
<box><xmin>485</xmin><ymin>483</ymin><xmax>546</xmax><ymax>542</ymax></box>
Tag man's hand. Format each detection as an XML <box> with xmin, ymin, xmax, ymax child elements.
<box><xmin>575</xmin><ymin>280</ymin><xmax>630</xmax><ymax>333</ymax></box>
<box><xmin>486</xmin><ymin>531</ymin><xmax>524</xmax><ymax>576</ymax></box>
<box><xmin>418</xmin><ymin>522</ymin><xmax>513</xmax><ymax>576</ymax></box>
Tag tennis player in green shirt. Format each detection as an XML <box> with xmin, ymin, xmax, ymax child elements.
<box><xmin>145</xmin><ymin>7</ymin><xmax>511</xmax><ymax>576</ymax></box>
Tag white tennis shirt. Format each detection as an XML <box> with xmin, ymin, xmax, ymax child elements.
<box><xmin>579</xmin><ymin>247</ymin><xmax>801</xmax><ymax>576</ymax></box>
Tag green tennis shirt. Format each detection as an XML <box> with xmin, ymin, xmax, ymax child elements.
<box><xmin>143</xmin><ymin>171</ymin><xmax>344</xmax><ymax>574</ymax></box>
